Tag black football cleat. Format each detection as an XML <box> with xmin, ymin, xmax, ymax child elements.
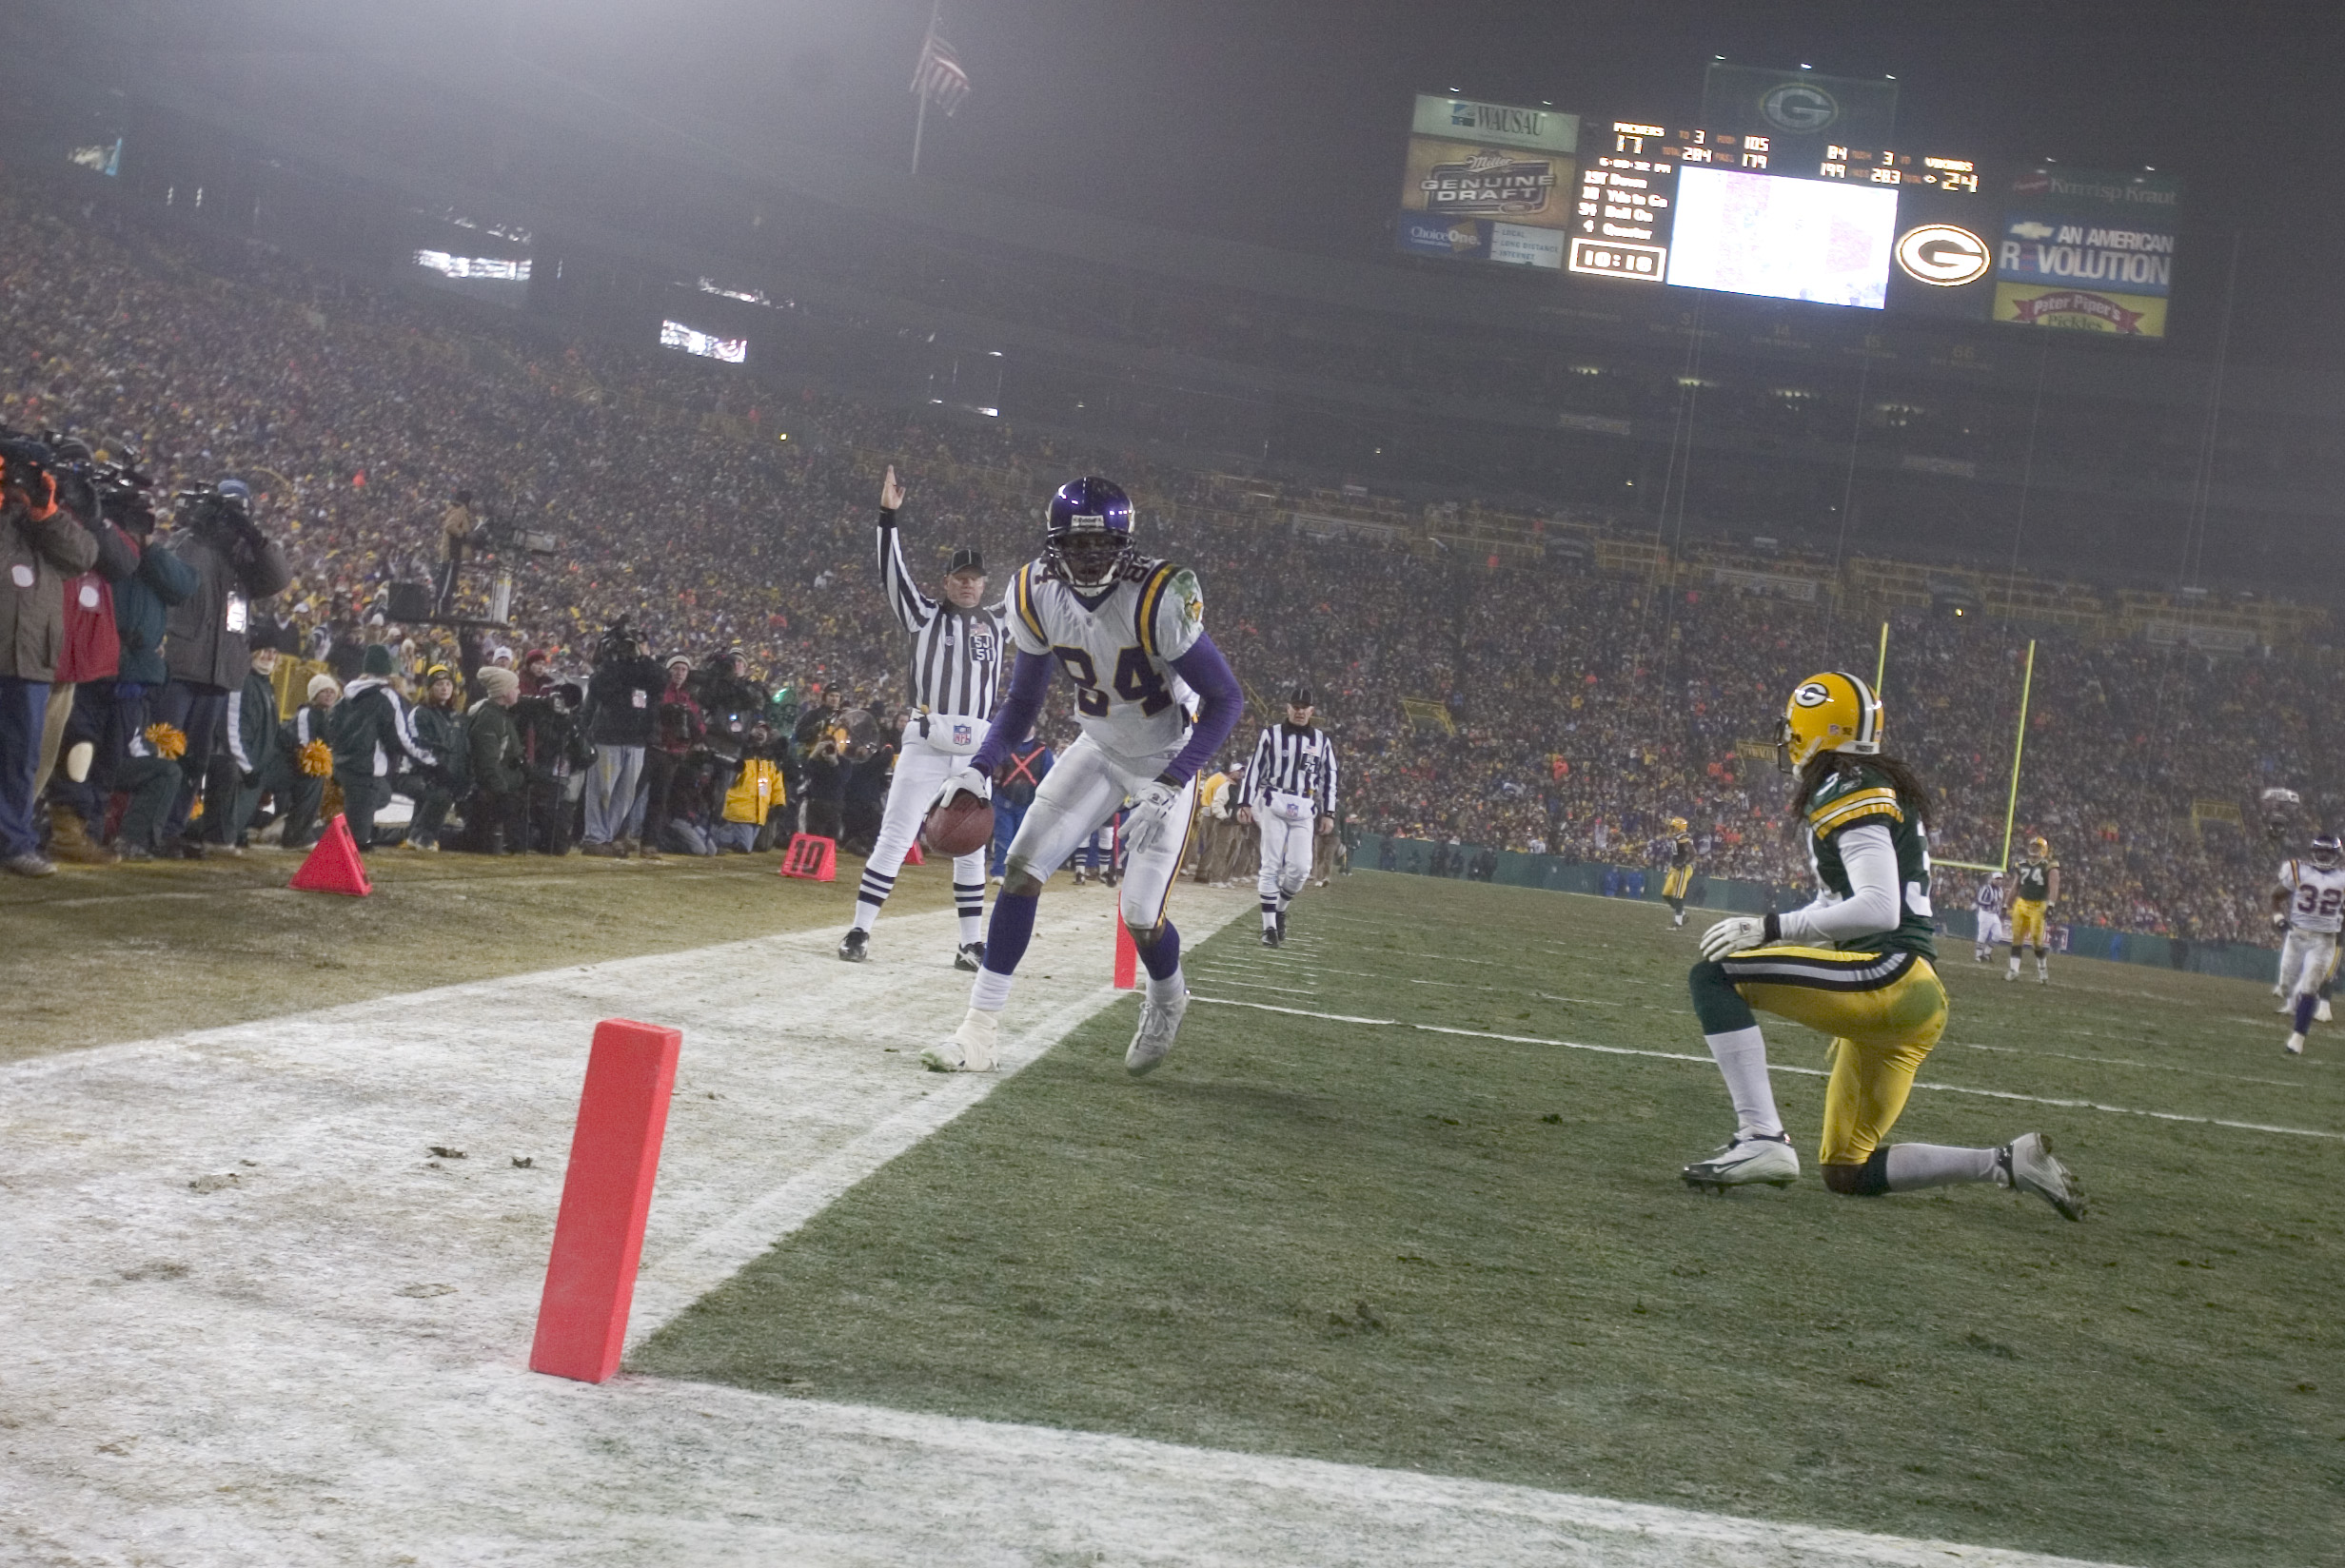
<box><xmin>838</xmin><ymin>929</ymin><xmax>870</xmax><ymax>963</ymax></box>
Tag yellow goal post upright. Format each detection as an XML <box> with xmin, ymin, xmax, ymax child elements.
<box><xmin>1869</xmin><ymin>619</ymin><xmax>2036</xmax><ymax>875</ymax></box>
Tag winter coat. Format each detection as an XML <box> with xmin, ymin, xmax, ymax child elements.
<box><xmin>223</xmin><ymin>668</ymin><xmax>286</xmax><ymax>779</ymax></box>
<box><xmin>465</xmin><ymin>699</ymin><xmax>525</xmax><ymax>794</ymax></box>
<box><xmin>654</xmin><ymin>686</ymin><xmax>706</xmax><ymax>755</ymax></box>
<box><xmin>163</xmin><ymin>525</ymin><xmax>291</xmax><ymax>691</ymax></box>
<box><xmin>410</xmin><ymin>701</ymin><xmax>469</xmax><ymax>791</ymax></box>
<box><xmin>2</xmin><ymin>495</ymin><xmax>100</xmax><ymax>681</ymax></box>
<box><xmin>329</xmin><ymin>676</ymin><xmax>434</xmax><ymax>779</ymax></box>
<box><xmin>723</xmin><ymin>756</ymin><xmax>784</xmax><ymax>825</ymax></box>
<box><xmin>112</xmin><ymin>536</ymin><xmax>199</xmax><ymax>687</ymax></box>
<box><xmin>55</xmin><ymin>515</ymin><xmax>139</xmax><ymax>685</ymax></box>
<box><xmin>285</xmin><ymin>701</ymin><xmax>335</xmax><ymax>752</ymax></box>
<box><xmin>583</xmin><ymin>655</ymin><xmax>663</xmax><ymax>748</ymax></box>
<box><xmin>513</xmin><ymin>696</ymin><xmax>592</xmax><ymax>783</ymax></box>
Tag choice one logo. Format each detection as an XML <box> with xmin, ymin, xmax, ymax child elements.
<box><xmin>1759</xmin><ymin>82</ymin><xmax>1840</xmax><ymax>133</ymax></box>
<box><xmin>1894</xmin><ymin>224</ymin><xmax>1991</xmax><ymax>286</ymax></box>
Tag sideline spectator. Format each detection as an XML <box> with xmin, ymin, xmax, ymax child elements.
<box><xmin>1</xmin><ymin>441</ymin><xmax>99</xmax><ymax>874</ymax></box>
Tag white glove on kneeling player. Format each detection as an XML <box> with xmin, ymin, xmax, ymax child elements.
<box><xmin>1119</xmin><ymin>778</ymin><xmax>1182</xmax><ymax>857</ymax></box>
<box><xmin>1699</xmin><ymin>915</ymin><xmax>1770</xmax><ymax>963</ymax></box>
<box><xmin>935</xmin><ymin>765</ymin><xmax>991</xmax><ymax>808</ymax></box>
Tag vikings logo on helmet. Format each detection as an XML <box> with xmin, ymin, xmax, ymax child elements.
<box><xmin>2313</xmin><ymin>833</ymin><xmax>2343</xmax><ymax>871</ymax></box>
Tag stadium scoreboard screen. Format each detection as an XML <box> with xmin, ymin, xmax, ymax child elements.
<box><xmin>1396</xmin><ymin>78</ymin><xmax>2178</xmax><ymax>338</ymax></box>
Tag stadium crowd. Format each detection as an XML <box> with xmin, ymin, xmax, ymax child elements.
<box><xmin>0</xmin><ymin>176</ymin><xmax>2325</xmax><ymax>945</ymax></box>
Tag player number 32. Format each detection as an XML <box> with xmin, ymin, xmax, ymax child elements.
<box><xmin>1052</xmin><ymin>645</ymin><xmax>1173</xmax><ymax>719</ymax></box>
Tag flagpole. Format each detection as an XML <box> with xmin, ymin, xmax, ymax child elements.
<box><xmin>911</xmin><ymin>0</ymin><xmax>942</xmax><ymax>176</ymax></box>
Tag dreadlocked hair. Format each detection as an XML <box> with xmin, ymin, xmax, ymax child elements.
<box><xmin>1789</xmin><ymin>751</ymin><xmax>1934</xmax><ymax>829</ymax></box>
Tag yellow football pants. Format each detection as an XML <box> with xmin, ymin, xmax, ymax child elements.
<box><xmin>2009</xmin><ymin>898</ymin><xmax>2048</xmax><ymax>951</ymax></box>
<box><xmin>1662</xmin><ymin>864</ymin><xmax>1693</xmax><ymax>900</ymax></box>
<box><xmin>1722</xmin><ymin>945</ymin><xmax>1948</xmax><ymax>1167</ymax></box>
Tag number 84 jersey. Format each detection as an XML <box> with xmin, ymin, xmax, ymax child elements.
<box><xmin>2277</xmin><ymin>858</ymin><xmax>2345</xmax><ymax>934</ymax></box>
<box><xmin>1008</xmin><ymin>554</ymin><xmax>1206</xmax><ymax>762</ymax></box>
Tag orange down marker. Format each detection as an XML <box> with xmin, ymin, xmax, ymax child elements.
<box><xmin>529</xmin><ymin>1018</ymin><xmax>683</xmax><ymax>1383</ymax></box>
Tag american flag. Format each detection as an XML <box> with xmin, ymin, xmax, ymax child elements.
<box><xmin>911</xmin><ymin>25</ymin><xmax>971</xmax><ymax>116</ymax></box>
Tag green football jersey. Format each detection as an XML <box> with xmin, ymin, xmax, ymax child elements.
<box><xmin>1802</xmin><ymin>762</ymin><xmax>1937</xmax><ymax>960</ymax></box>
<box><xmin>2014</xmin><ymin>857</ymin><xmax>2055</xmax><ymax>903</ymax></box>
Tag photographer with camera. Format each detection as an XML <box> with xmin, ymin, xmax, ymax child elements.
<box><xmin>579</xmin><ymin>619</ymin><xmax>662</xmax><ymax>857</ymax></box>
<box><xmin>0</xmin><ymin>437</ymin><xmax>100</xmax><ymax>875</ymax></box>
<box><xmin>515</xmin><ymin>677</ymin><xmax>592</xmax><ymax>853</ymax></box>
<box><xmin>34</xmin><ymin>438</ymin><xmax>140</xmax><ymax>864</ymax></box>
<box><xmin>154</xmin><ymin>478</ymin><xmax>290</xmax><ymax>853</ymax></box>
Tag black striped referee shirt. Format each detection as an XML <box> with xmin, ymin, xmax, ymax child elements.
<box><xmin>1240</xmin><ymin>722</ymin><xmax>1338</xmax><ymax>816</ymax></box>
<box><xmin>877</xmin><ymin>509</ymin><xmax>1005</xmax><ymax>722</ymax></box>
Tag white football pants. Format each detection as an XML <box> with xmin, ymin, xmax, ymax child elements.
<box><xmin>1975</xmin><ymin>911</ymin><xmax>2009</xmax><ymax>948</ymax></box>
<box><xmin>2278</xmin><ymin>928</ymin><xmax>2338</xmax><ymax>999</ymax></box>
<box><xmin>1255</xmin><ymin>792</ymin><xmax>1315</xmax><ymax>916</ymax></box>
<box><xmin>854</xmin><ymin>733</ymin><xmax>988</xmax><ymax>941</ymax></box>
<box><xmin>1002</xmin><ymin>731</ymin><xmax>1196</xmax><ymax>932</ymax></box>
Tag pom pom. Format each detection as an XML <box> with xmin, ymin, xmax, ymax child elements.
<box><xmin>144</xmin><ymin>722</ymin><xmax>187</xmax><ymax>760</ymax></box>
<box><xmin>299</xmin><ymin>739</ymin><xmax>334</xmax><ymax>778</ymax></box>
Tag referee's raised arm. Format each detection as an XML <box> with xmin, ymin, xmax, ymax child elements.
<box><xmin>875</xmin><ymin>464</ymin><xmax>935</xmax><ymax>634</ymax></box>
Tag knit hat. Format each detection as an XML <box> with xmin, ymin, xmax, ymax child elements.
<box><xmin>478</xmin><ymin>666</ymin><xmax>520</xmax><ymax>699</ymax></box>
<box><xmin>362</xmin><ymin>644</ymin><xmax>395</xmax><ymax>677</ymax></box>
<box><xmin>306</xmin><ymin>674</ymin><xmax>341</xmax><ymax>701</ymax></box>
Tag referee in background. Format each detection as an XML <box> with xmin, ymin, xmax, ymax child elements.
<box><xmin>839</xmin><ymin>466</ymin><xmax>1004</xmax><ymax>968</ymax></box>
<box><xmin>1237</xmin><ymin>682</ymin><xmax>1337</xmax><ymax>947</ymax></box>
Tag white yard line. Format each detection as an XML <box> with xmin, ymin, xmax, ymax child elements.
<box><xmin>2</xmin><ymin>885</ymin><xmax>2131</xmax><ymax>1567</ymax></box>
<box><xmin>1192</xmin><ymin>995</ymin><xmax>2345</xmax><ymax>1142</ymax></box>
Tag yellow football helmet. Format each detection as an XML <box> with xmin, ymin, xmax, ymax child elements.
<box><xmin>1668</xmin><ymin>815</ymin><xmax>1689</xmax><ymax>833</ymax></box>
<box><xmin>2027</xmin><ymin>835</ymin><xmax>2050</xmax><ymax>859</ymax></box>
<box><xmin>1776</xmin><ymin>671</ymin><xmax>1883</xmax><ymax>773</ymax></box>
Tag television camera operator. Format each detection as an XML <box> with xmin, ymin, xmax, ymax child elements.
<box><xmin>154</xmin><ymin>478</ymin><xmax>289</xmax><ymax>853</ymax></box>
<box><xmin>579</xmin><ymin>618</ymin><xmax>663</xmax><ymax>856</ymax></box>
<box><xmin>0</xmin><ymin>435</ymin><xmax>99</xmax><ymax>875</ymax></box>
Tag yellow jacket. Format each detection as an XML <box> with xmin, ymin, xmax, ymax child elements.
<box><xmin>725</xmin><ymin>757</ymin><xmax>784</xmax><ymax>824</ymax></box>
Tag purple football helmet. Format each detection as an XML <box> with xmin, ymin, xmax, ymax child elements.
<box><xmin>1044</xmin><ymin>476</ymin><xmax>1134</xmax><ymax>589</ymax></box>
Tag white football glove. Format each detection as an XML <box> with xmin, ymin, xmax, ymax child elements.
<box><xmin>1699</xmin><ymin>916</ymin><xmax>1769</xmax><ymax>963</ymax></box>
<box><xmin>934</xmin><ymin>765</ymin><xmax>991</xmax><ymax>808</ymax></box>
<box><xmin>1119</xmin><ymin>778</ymin><xmax>1182</xmax><ymax>858</ymax></box>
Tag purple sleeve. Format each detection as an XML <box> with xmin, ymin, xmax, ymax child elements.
<box><xmin>974</xmin><ymin>648</ymin><xmax>1054</xmax><ymax>774</ymax></box>
<box><xmin>1165</xmin><ymin>633</ymin><xmax>1242</xmax><ymax>784</ymax></box>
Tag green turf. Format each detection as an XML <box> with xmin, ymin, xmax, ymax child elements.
<box><xmin>637</xmin><ymin>874</ymin><xmax>2345</xmax><ymax>1567</ymax></box>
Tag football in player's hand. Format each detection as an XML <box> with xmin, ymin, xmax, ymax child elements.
<box><xmin>924</xmin><ymin>790</ymin><xmax>995</xmax><ymax>857</ymax></box>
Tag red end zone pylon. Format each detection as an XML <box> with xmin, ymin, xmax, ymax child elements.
<box><xmin>288</xmin><ymin>813</ymin><xmax>372</xmax><ymax>896</ymax></box>
<box><xmin>903</xmin><ymin>840</ymin><xmax>925</xmax><ymax>867</ymax></box>
<box><xmin>1113</xmin><ymin>918</ymin><xmax>1138</xmax><ymax>990</ymax></box>
<box><xmin>530</xmin><ymin>1018</ymin><xmax>683</xmax><ymax>1383</ymax></box>
<box><xmin>778</xmin><ymin>833</ymin><xmax>838</xmax><ymax>881</ymax></box>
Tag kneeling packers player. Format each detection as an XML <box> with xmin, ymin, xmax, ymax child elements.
<box><xmin>1681</xmin><ymin>671</ymin><xmax>2085</xmax><ymax>1219</ymax></box>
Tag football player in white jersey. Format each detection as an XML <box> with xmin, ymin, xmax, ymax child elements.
<box><xmin>1973</xmin><ymin>872</ymin><xmax>2008</xmax><ymax>964</ymax></box>
<box><xmin>921</xmin><ymin>476</ymin><xmax>1244</xmax><ymax>1078</ymax></box>
<box><xmin>2272</xmin><ymin>833</ymin><xmax>2345</xmax><ymax>1056</ymax></box>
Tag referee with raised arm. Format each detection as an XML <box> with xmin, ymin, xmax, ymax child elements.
<box><xmin>1237</xmin><ymin>682</ymin><xmax>1337</xmax><ymax>947</ymax></box>
<box><xmin>839</xmin><ymin>465</ymin><xmax>1005</xmax><ymax>969</ymax></box>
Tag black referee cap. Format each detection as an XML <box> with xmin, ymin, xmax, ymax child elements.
<box><xmin>1288</xmin><ymin>682</ymin><xmax>1315</xmax><ymax>708</ymax></box>
<box><xmin>947</xmin><ymin>547</ymin><xmax>984</xmax><ymax>576</ymax></box>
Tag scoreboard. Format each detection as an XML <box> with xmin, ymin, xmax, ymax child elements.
<box><xmin>1568</xmin><ymin>121</ymin><xmax>1987</xmax><ymax>312</ymax></box>
<box><xmin>1394</xmin><ymin>77</ymin><xmax>2177</xmax><ymax>337</ymax></box>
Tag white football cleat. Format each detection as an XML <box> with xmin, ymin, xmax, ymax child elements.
<box><xmin>2277</xmin><ymin>999</ymin><xmax>2296</xmax><ymax>1015</ymax></box>
<box><xmin>2318</xmin><ymin>1000</ymin><xmax>2334</xmax><ymax>1024</ymax></box>
<box><xmin>921</xmin><ymin>1009</ymin><xmax>1001</xmax><ymax>1073</ymax></box>
<box><xmin>1125</xmin><ymin>988</ymin><xmax>1190</xmax><ymax>1077</ymax></box>
<box><xmin>1999</xmin><ymin>1131</ymin><xmax>2084</xmax><ymax>1221</ymax></box>
<box><xmin>1682</xmin><ymin>1131</ymin><xmax>1799</xmax><ymax>1191</ymax></box>
<box><xmin>2285</xmin><ymin>1032</ymin><xmax>2307</xmax><ymax>1056</ymax></box>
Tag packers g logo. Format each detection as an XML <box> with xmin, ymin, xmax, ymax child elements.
<box><xmin>1792</xmin><ymin>681</ymin><xmax>1834</xmax><ymax>708</ymax></box>
<box><xmin>1760</xmin><ymin>82</ymin><xmax>1840</xmax><ymax>133</ymax></box>
<box><xmin>1895</xmin><ymin>225</ymin><xmax>1991</xmax><ymax>287</ymax></box>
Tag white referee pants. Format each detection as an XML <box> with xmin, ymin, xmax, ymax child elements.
<box><xmin>2278</xmin><ymin>928</ymin><xmax>2338</xmax><ymax>999</ymax></box>
<box><xmin>1975</xmin><ymin>911</ymin><xmax>2010</xmax><ymax>948</ymax></box>
<box><xmin>1003</xmin><ymin>732</ymin><xmax>1195</xmax><ymax>933</ymax></box>
<box><xmin>1255</xmin><ymin>792</ymin><xmax>1314</xmax><ymax>924</ymax></box>
<box><xmin>853</xmin><ymin>733</ymin><xmax>988</xmax><ymax>946</ymax></box>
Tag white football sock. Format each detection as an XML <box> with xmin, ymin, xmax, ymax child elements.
<box><xmin>2006</xmin><ymin>955</ymin><xmax>2020</xmax><ymax>976</ymax></box>
<box><xmin>1703</xmin><ymin>1027</ymin><xmax>1783</xmax><ymax>1139</ymax></box>
<box><xmin>1146</xmin><ymin>965</ymin><xmax>1185</xmax><ymax>1005</ymax></box>
<box><xmin>969</xmin><ymin>969</ymin><xmax>1014</xmax><ymax>1012</ymax></box>
<box><xmin>2037</xmin><ymin>956</ymin><xmax>2049</xmax><ymax>978</ymax></box>
<box><xmin>1883</xmin><ymin>1143</ymin><xmax>2000</xmax><ymax>1191</ymax></box>
<box><xmin>851</xmin><ymin>900</ymin><xmax>881</xmax><ymax>934</ymax></box>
